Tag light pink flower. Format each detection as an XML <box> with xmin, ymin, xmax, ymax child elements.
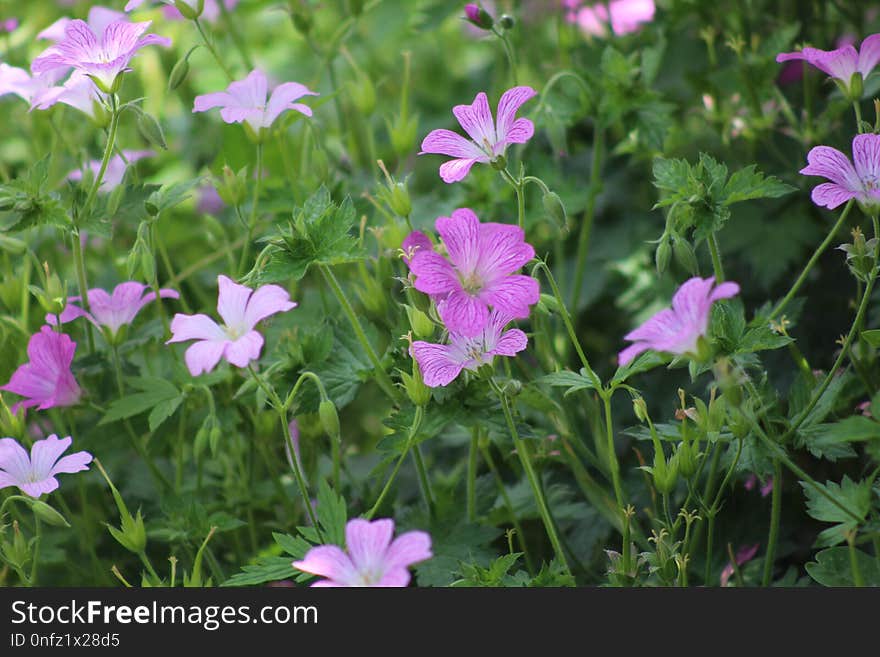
<box><xmin>0</xmin><ymin>434</ymin><xmax>92</xmax><ymax>498</ymax></box>
<box><xmin>30</xmin><ymin>70</ymin><xmax>103</xmax><ymax>117</ymax></box>
<box><xmin>68</xmin><ymin>150</ymin><xmax>154</xmax><ymax>193</ymax></box>
<box><xmin>406</xmin><ymin>208</ymin><xmax>538</xmax><ymax>337</ymax></box>
<box><xmin>37</xmin><ymin>6</ymin><xmax>126</xmax><ymax>42</ymax></box>
<box><xmin>568</xmin><ymin>1</ymin><xmax>655</xmax><ymax>37</ymax></box>
<box><xmin>166</xmin><ymin>275</ymin><xmax>297</xmax><ymax>376</ymax></box>
<box><xmin>45</xmin><ymin>282</ymin><xmax>179</xmax><ymax>337</ymax></box>
<box><xmin>777</xmin><ymin>34</ymin><xmax>880</xmax><ymax>95</ymax></box>
<box><xmin>31</xmin><ymin>19</ymin><xmax>171</xmax><ymax>93</ymax></box>
<box><xmin>1</xmin><ymin>326</ymin><xmax>82</xmax><ymax>414</ymax></box>
<box><xmin>799</xmin><ymin>133</ymin><xmax>880</xmax><ymax>210</ymax></box>
<box><xmin>127</xmin><ymin>0</ymin><xmax>239</xmax><ymax>22</ymax></box>
<box><xmin>193</xmin><ymin>69</ymin><xmax>317</xmax><ymax>132</ymax></box>
<box><xmin>411</xmin><ymin>310</ymin><xmax>527</xmax><ymax>387</ymax></box>
<box><xmin>292</xmin><ymin>518</ymin><xmax>432</xmax><ymax>587</ymax></box>
<box><xmin>420</xmin><ymin>86</ymin><xmax>536</xmax><ymax>183</ymax></box>
<box><xmin>720</xmin><ymin>543</ymin><xmax>759</xmax><ymax>587</ymax></box>
<box><xmin>618</xmin><ymin>276</ymin><xmax>740</xmax><ymax>366</ymax></box>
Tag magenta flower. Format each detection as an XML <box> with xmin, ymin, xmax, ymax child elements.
<box><xmin>618</xmin><ymin>276</ymin><xmax>740</xmax><ymax>366</ymax></box>
<box><xmin>406</xmin><ymin>208</ymin><xmax>539</xmax><ymax>337</ymax></box>
<box><xmin>720</xmin><ymin>543</ymin><xmax>759</xmax><ymax>587</ymax></box>
<box><xmin>411</xmin><ymin>310</ymin><xmax>528</xmax><ymax>387</ymax></box>
<box><xmin>420</xmin><ymin>86</ymin><xmax>537</xmax><ymax>183</ymax></box>
<box><xmin>799</xmin><ymin>133</ymin><xmax>880</xmax><ymax>210</ymax></box>
<box><xmin>37</xmin><ymin>6</ymin><xmax>125</xmax><ymax>43</ymax></box>
<box><xmin>0</xmin><ymin>434</ymin><xmax>92</xmax><ymax>498</ymax></box>
<box><xmin>45</xmin><ymin>282</ymin><xmax>179</xmax><ymax>337</ymax></box>
<box><xmin>31</xmin><ymin>19</ymin><xmax>171</xmax><ymax>93</ymax></box>
<box><xmin>1</xmin><ymin>326</ymin><xmax>82</xmax><ymax>414</ymax></box>
<box><xmin>67</xmin><ymin>150</ymin><xmax>153</xmax><ymax>193</ymax></box>
<box><xmin>400</xmin><ymin>230</ymin><xmax>433</xmax><ymax>266</ymax></box>
<box><xmin>1</xmin><ymin>18</ymin><xmax>18</xmax><ymax>33</ymax></box>
<box><xmin>193</xmin><ymin>69</ymin><xmax>317</xmax><ymax>132</ymax></box>
<box><xmin>777</xmin><ymin>34</ymin><xmax>880</xmax><ymax>96</ymax></box>
<box><xmin>166</xmin><ymin>275</ymin><xmax>297</xmax><ymax>376</ymax></box>
<box><xmin>292</xmin><ymin>518</ymin><xmax>432</xmax><ymax>587</ymax></box>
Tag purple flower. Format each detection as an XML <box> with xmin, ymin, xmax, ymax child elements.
<box><xmin>193</xmin><ymin>69</ymin><xmax>317</xmax><ymax>132</ymax></box>
<box><xmin>400</xmin><ymin>230</ymin><xmax>433</xmax><ymax>266</ymax></box>
<box><xmin>420</xmin><ymin>86</ymin><xmax>537</xmax><ymax>183</ymax></box>
<box><xmin>463</xmin><ymin>3</ymin><xmax>493</xmax><ymax>30</ymax></box>
<box><xmin>777</xmin><ymin>34</ymin><xmax>880</xmax><ymax>96</ymax></box>
<box><xmin>406</xmin><ymin>208</ymin><xmax>539</xmax><ymax>337</ymax></box>
<box><xmin>567</xmin><ymin>1</ymin><xmax>655</xmax><ymax>37</ymax></box>
<box><xmin>744</xmin><ymin>474</ymin><xmax>773</xmax><ymax>498</ymax></box>
<box><xmin>45</xmin><ymin>282</ymin><xmax>179</xmax><ymax>337</ymax></box>
<box><xmin>1</xmin><ymin>18</ymin><xmax>18</xmax><ymax>33</ymax></box>
<box><xmin>67</xmin><ymin>150</ymin><xmax>153</xmax><ymax>193</ymax></box>
<box><xmin>31</xmin><ymin>70</ymin><xmax>103</xmax><ymax>118</ymax></box>
<box><xmin>37</xmin><ymin>6</ymin><xmax>126</xmax><ymax>42</ymax></box>
<box><xmin>0</xmin><ymin>434</ymin><xmax>92</xmax><ymax>498</ymax></box>
<box><xmin>1</xmin><ymin>326</ymin><xmax>82</xmax><ymax>414</ymax></box>
<box><xmin>31</xmin><ymin>19</ymin><xmax>171</xmax><ymax>93</ymax></box>
<box><xmin>618</xmin><ymin>276</ymin><xmax>740</xmax><ymax>366</ymax></box>
<box><xmin>799</xmin><ymin>133</ymin><xmax>880</xmax><ymax>210</ymax></box>
<box><xmin>720</xmin><ymin>543</ymin><xmax>759</xmax><ymax>587</ymax></box>
<box><xmin>411</xmin><ymin>310</ymin><xmax>527</xmax><ymax>387</ymax></box>
<box><xmin>292</xmin><ymin>518</ymin><xmax>432</xmax><ymax>587</ymax></box>
<box><xmin>166</xmin><ymin>275</ymin><xmax>297</xmax><ymax>376</ymax></box>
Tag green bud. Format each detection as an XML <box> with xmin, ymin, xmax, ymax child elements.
<box><xmin>355</xmin><ymin>276</ymin><xmax>388</xmax><ymax>317</ymax></box>
<box><xmin>848</xmin><ymin>72</ymin><xmax>864</xmax><ymax>102</ymax></box>
<box><xmin>144</xmin><ymin>192</ymin><xmax>160</xmax><ymax>217</ymax></box>
<box><xmin>217</xmin><ymin>165</ymin><xmax>247</xmax><ymax>206</ymax></box>
<box><xmin>652</xmin><ymin>444</ymin><xmax>678</xmax><ymax>495</ymax></box>
<box><xmin>350</xmin><ymin>75</ymin><xmax>376</xmax><ymax>116</ymax></box>
<box><xmin>108</xmin><ymin>509</ymin><xmax>147</xmax><ymax>555</ymax></box>
<box><xmin>499</xmin><ymin>13</ymin><xmax>515</xmax><ymax>29</ymax></box>
<box><xmin>0</xmin><ymin>521</ymin><xmax>30</xmax><ymax>570</ymax></box>
<box><xmin>290</xmin><ymin>7</ymin><xmax>312</xmax><ymax>36</ymax></box>
<box><xmin>29</xmin><ymin>500</ymin><xmax>70</xmax><ymax>528</ymax></box>
<box><xmin>501</xmin><ymin>379</ymin><xmax>522</xmax><ymax>397</ymax></box>
<box><xmin>675</xmin><ymin>440</ymin><xmax>698</xmax><ymax>478</ymax></box>
<box><xmin>174</xmin><ymin>0</ymin><xmax>204</xmax><ymax>20</ymax></box>
<box><xmin>671</xmin><ymin>233</ymin><xmax>698</xmax><ymax>275</ymax></box>
<box><xmin>0</xmin><ymin>394</ymin><xmax>24</xmax><ymax>440</ymax></box>
<box><xmin>632</xmin><ymin>397</ymin><xmax>649</xmax><ymax>423</ymax></box>
<box><xmin>388</xmin><ymin>113</ymin><xmax>418</xmax><ymax>156</ymax></box>
<box><xmin>490</xmin><ymin>154</ymin><xmax>508</xmax><ymax>171</ymax></box>
<box><xmin>389</xmin><ymin>182</ymin><xmax>412</xmax><ymax>218</ymax></box>
<box><xmin>33</xmin><ymin>271</ymin><xmax>67</xmax><ymax>316</ymax></box>
<box><xmin>655</xmin><ymin>236</ymin><xmax>672</xmax><ymax>274</ymax></box>
<box><xmin>319</xmin><ymin>399</ymin><xmax>341</xmax><ymax>441</ymax></box>
<box><xmin>542</xmin><ymin>191</ymin><xmax>567</xmax><ymax>228</ymax></box>
<box><xmin>405</xmin><ymin>305</ymin><xmax>435</xmax><ymax>339</ymax></box>
<box><xmin>168</xmin><ymin>55</ymin><xmax>191</xmax><ymax>91</ymax></box>
<box><xmin>464</xmin><ymin>4</ymin><xmax>494</xmax><ymax>30</ymax></box>
<box><xmin>403</xmin><ymin>361</ymin><xmax>432</xmax><ymax>406</ymax></box>
<box><xmin>140</xmin><ymin>247</ymin><xmax>156</xmax><ymax>285</ymax></box>
<box><xmin>137</xmin><ymin>111</ymin><xmax>167</xmax><ymax>151</ymax></box>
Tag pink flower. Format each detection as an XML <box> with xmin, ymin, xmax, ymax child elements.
<box><xmin>411</xmin><ymin>310</ymin><xmax>528</xmax><ymax>387</ymax></box>
<box><xmin>799</xmin><ymin>133</ymin><xmax>880</xmax><ymax>210</ymax></box>
<box><xmin>0</xmin><ymin>434</ymin><xmax>92</xmax><ymax>498</ymax></box>
<box><xmin>193</xmin><ymin>69</ymin><xmax>317</xmax><ymax>132</ymax></box>
<box><xmin>45</xmin><ymin>282</ymin><xmax>179</xmax><ymax>337</ymax></box>
<box><xmin>31</xmin><ymin>19</ymin><xmax>171</xmax><ymax>93</ymax></box>
<box><xmin>67</xmin><ymin>150</ymin><xmax>153</xmax><ymax>193</ymax></box>
<box><xmin>777</xmin><ymin>34</ymin><xmax>880</xmax><ymax>96</ymax></box>
<box><xmin>127</xmin><ymin>0</ymin><xmax>239</xmax><ymax>22</ymax></box>
<box><xmin>30</xmin><ymin>70</ymin><xmax>103</xmax><ymax>118</ymax></box>
<box><xmin>1</xmin><ymin>326</ymin><xmax>82</xmax><ymax>414</ymax></box>
<box><xmin>744</xmin><ymin>474</ymin><xmax>773</xmax><ymax>498</ymax></box>
<box><xmin>570</xmin><ymin>1</ymin><xmax>655</xmax><ymax>37</ymax></box>
<box><xmin>166</xmin><ymin>275</ymin><xmax>297</xmax><ymax>376</ymax></box>
<box><xmin>420</xmin><ymin>86</ymin><xmax>536</xmax><ymax>183</ymax></box>
<box><xmin>292</xmin><ymin>518</ymin><xmax>432</xmax><ymax>587</ymax></box>
<box><xmin>720</xmin><ymin>543</ymin><xmax>759</xmax><ymax>587</ymax></box>
<box><xmin>618</xmin><ymin>276</ymin><xmax>740</xmax><ymax>366</ymax></box>
<box><xmin>464</xmin><ymin>3</ymin><xmax>493</xmax><ymax>30</ymax></box>
<box><xmin>37</xmin><ymin>6</ymin><xmax>126</xmax><ymax>42</ymax></box>
<box><xmin>400</xmin><ymin>230</ymin><xmax>433</xmax><ymax>266</ymax></box>
<box><xmin>1</xmin><ymin>18</ymin><xmax>18</xmax><ymax>33</ymax></box>
<box><xmin>406</xmin><ymin>208</ymin><xmax>539</xmax><ymax>337</ymax></box>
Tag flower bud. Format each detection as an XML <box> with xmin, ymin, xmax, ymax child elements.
<box><xmin>403</xmin><ymin>360</ymin><xmax>432</xmax><ymax>406</ymax></box>
<box><xmin>464</xmin><ymin>4</ymin><xmax>494</xmax><ymax>30</ymax></box>
<box><xmin>29</xmin><ymin>500</ymin><xmax>70</xmax><ymax>528</ymax></box>
<box><xmin>671</xmin><ymin>233</ymin><xmax>698</xmax><ymax>275</ymax></box>
<box><xmin>655</xmin><ymin>236</ymin><xmax>671</xmax><ymax>274</ymax></box>
<box><xmin>501</xmin><ymin>378</ymin><xmax>522</xmax><ymax>397</ymax></box>
<box><xmin>319</xmin><ymin>399</ymin><xmax>341</xmax><ymax>441</ymax></box>
<box><xmin>405</xmin><ymin>305</ymin><xmax>435</xmax><ymax>339</ymax></box>
<box><xmin>0</xmin><ymin>394</ymin><xmax>24</xmax><ymax>439</ymax></box>
<box><xmin>542</xmin><ymin>190</ymin><xmax>567</xmax><ymax>229</ymax></box>
<box><xmin>167</xmin><ymin>54</ymin><xmax>191</xmax><ymax>91</ymax></box>
<box><xmin>388</xmin><ymin>113</ymin><xmax>418</xmax><ymax>156</ymax></box>
<box><xmin>632</xmin><ymin>397</ymin><xmax>649</xmax><ymax>423</ymax></box>
<box><xmin>290</xmin><ymin>5</ymin><xmax>312</xmax><ymax>36</ymax></box>
<box><xmin>217</xmin><ymin>165</ymin><xmax>247</xmax><ymax>206</ymax></box>
<box><xmin>0</xmin><ymin>521</ymin><xmax>30</xmax><ymax>570</ymax></box>
<box><xmin>137</xmin><ymin>111</ymin><xmax>167</xmax><ymax>151</ymax></box>
<box><xmin>350</xmin><ymin>75</ymin><xmax>376</xmax><ymax>116</ymax></box>
<box><xmin>675</xmin><ymin>440</ymin><xmax>698</xmax><ymax>478</ymax></box>
<box><xmin>174</xmin><ymin>0</ymin><xmax>205</xmax><ymax>20</ymax></box>
<box><xmin>499</xmin><ymin>14</ymin><xmax>515</xmax><ymax>29</ymax></box>
<box><xmin>652</xmin><ymin>444</ymin><xmax>678</xmax><ymax>495</ymax></box>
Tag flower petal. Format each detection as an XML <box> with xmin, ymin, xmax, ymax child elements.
<box><xmin>345</xmin><ymin>518</ymin><xmax>394</xmax><ymax>574</ymax></box>
<box><xmin>167</xmin><ymin>313</ymin><xmax>226</xmax><ymax>343</ymax></box>
<box><xmin>857</xmin><ymin>33</ymin><xmax>880</xmax><ymax>77</ymax></box>
<box><xmin>438</xmin><ymin>290</ymin><xmax>489</xmax><ymax>337</ymax></box>
<box><xmin>29</xmin><ymin>434</ymin><xmax>72</xmax><ymax>481</ymax></box>
<box><xmin>384</xmin><ymin>530</ymin><xmax>432</xmax><ymax>572</ymax></box>
<box><xmin>411</xmin><ymin>341</ymin><xmax>466</xmax><ymax>387</ymax></box>
<box><xmin>183</xmin><ymin>340</ymin><xmax>227</xmax><ymax>376</ymax></box>
<box><xmin>216</xmin><ymin>275</ymin><xmax>252</xmax><ymax>330</ymax></box>
<box><xmin>436</xmin><ymin>208</ymin><xmax>481</xmax><ymax>274</ymax></box>
<box><xmin>51</xmin><ymin>450</ymin><xmax>93</xmax><ymax>476</ymax></box>
<box><xmin>265</xmin><ymin>81</ymin><xmax>317</xmax><ymax>127</ymax></box>
<box><xmin>0</xmin><ymin>437</ymin><xmax>32</xmax><ymax>484</ymax></box>
<box><xmin>491</xmin><ymin>328</ymin><xmax>528</xmax><ymax>357</ymax></box>
<box><xmin>618</xmin><ymin>342</ymin><xmax>650</xmax><ymax>367</ymax></box>
<box><xmin>800</xmin><ymin>145</ymin><xmax>860</xmax><ymax>190</ymax></box>
<box><xmin>476</xmin><ymin>223</ymin><xmax>535</xmax><ymax>280</ymax></box>
<box><xmin>293</xmin><ymin>545</ymin><xmax>358</xmax><ymax>585</ymax></box>
<box><xmin>452</xmin><ymin>91</ymin><xmax>496</xmax><ymax>148</ymax></box>
<box><xmin>810</xmin><ymin>182</ymin><xmax>857</xmax><ymax>210</ymax></box>
<box><xmin>853</xmin><ymin>133</ymin><xmax>880</xmax><ymax>182</ymax></box>
<box><xmin>222</xmin><ymin>331</ymin><xmax>264</xmax><ymax>368</ymax></box>
<box><xmin>495</xmin><ymin>86</ymin><xmax>536</xmax><ymax>144</ymax></box>
<box><xmin>420</xmin><ymin>129</ymin><xmax>485</xmax><ymax>159</ymax></box>
<box><xmin>243</xmin><ymin>284</ymin><xmax>296</xmax><ymax>330</ymax></box>
<box><xmin>410</xmin><ymin>251</ymin><xmax>459</xmax><ymax>296</ymax></box>
<box><xmin>438</xmin><ymin>158</ymin><xmax>480</xmax><ymax>183</ymax></box>
<box><xmin>480</xmin><ymin>275</ymin><xmax>540</xmax><ymax>318</ymax></box>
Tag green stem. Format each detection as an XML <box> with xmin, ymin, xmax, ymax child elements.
<box><xmin>411</xmin><ymin>444</ymin><xmax>434</xmax><ymax>516</ymax></box>
<box><xmin>570</xmin><ymin>126</ymin><xmax>604</xmax><ymax>310</ymax></box>
<box><xmin>854</xmin><ymin>100</ymin><xmax>864</xmax><ymax>133</ymax></box>
<box><xmin>491</xmin><ymin>379</ymin><xmax>572</xmax><ymax>576</ymax></box>
<box><xmin>366</xmin><ymin>405</ymin><xmax>423</xmax><ymax>519</ymax></box>
<box><xmin>193</xmin><ymin>18</ymin><xmax>234</xmax><ymax>80</ymax></box>
<box><xmin>601</xmin><ymin>391</ymin><xmax>625</xmax><ymax>510</ymax></box>
<box><xmin>481</xmin><ymin>444</ymin><xmax>535</xmax><ymax>574</ymax></box>
<box><xmin>769</xmin><ymin>201</ymin><xmax>852</xmax><ymax>321</ymax></box>
<box><xmin>71</xmin><ymin>233</ymin><xmax>94</xmax><ymax>352</ymax></box>
<box><xmin>762</xmin><ymin>461</ymin><xmax>783</xmax><ymax>586</ymax></box>
<box><xmin>318</xmin><ymin>265</ymin><xmax>400</xmax><ymax>403</ymax></box>
<box><xmin>138</xmin><ymin>551</ymin><xmax>160</xmax><ymax>583</ymax></box>
<box><xmin>531</xmin><ymin>260</ymin><xmax>594</xmax><ymax>372</ymax></box>
<box><xmin>492</xmin><ymin>28</ymin><xmax>518</xmax><ymax>85</ymax></box>
<box><xmin>500</xmin><ymin>168</ymin><xmax>525</xmax><ymax>229</ymax></box>
<box><xmin>28</xmin><ymin>515</ymin><xmax>41</xmax><ymax>586</ymax></box>
<box><xmin>848</xmin><ymin>533</ymin><xmax>864</xmax><ymax>586</ymax></box>
<box><xmin>467</xmin><ymin>429</ymin><xmax>479</xmax><ymax>523</ymax></box>
<box><xmin>238</xmin><ymin>141</ymin><xmax>263</xmax><ymax>277</ymax></box>
<box><xmin>708</xmin><ymin>233</ymin><xmax>725</xmax><ymax>283</ymax></box>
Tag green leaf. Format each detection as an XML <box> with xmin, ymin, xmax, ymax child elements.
<box><xmin>314</xmin><ymin>479</ymin><xmax>347</xmax><ymax>547</ymax></box>
<box><xmin>610</xmin><ymin>351</ymin><xmax>668</xmax><ymax>384</ymax></box>
<box><xmin>737</xmin><ymin>325</ymin><xmax>793</xmax><ymax>354</ymax></box>
<box><xmin>861</xmin><ymin>329</ymin><xmax>880</xmax><ymax>347</ymax></box>
<box><xmin>536</xmin><ymin>369</ymin><xmax>599</xmax><ymax>397</ymax></box>
<box><xmin>99</xmin><ymin>377</ymin><xmax>180</xmax><ymax>425</ymax></box>
<box><xmin>221</xmin><ymin>556</ymin><xmax>298</xmax><ymax>587</ymax></box>
<box><xmin>806</xmin><ymin>547</ymin><xmax>880</xmax><ymax>586</ymax></box>
<box><xmin>146</xmin><ymin>178</ymin><xmax>201</xmax><ymax>215</ymax></box>
<box><xmin>798</xmin><ymin>416</ymin><xmax>880</xmax><ymax>461</ymax></box>
<box><xmin>801</xmin><ymin>476</ymin><xmax>871</xmax><ymax>547</ymax></box>
<box><xmin>721</xmin><ymin>165</ymin><xmax>795</xmax><ymax>205</ymax></box>
<box><xmin>148</xmin><ymin>396</ymin><xmax>183</xmax><ymax>432</ymax></box>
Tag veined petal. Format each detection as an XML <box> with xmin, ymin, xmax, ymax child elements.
<box><xmin>265</xmin><ymin>81</ymin><xmax>317</xmax><ymax>127</ymax></box>
<box><xmin>800</xmin><ymin>145</ymin><xmax>860</xmax><ymax>190</ymax></box>
<box><xmin>438</xmin><ymin>158</ymin><xmax>480</xmax><ymax>184</ymax></box>
<box><xmin>243</xmin><ymin>284</ymin><xmax>296</xmax><ymax>330</ymax></box>
<box><xmin>29</xmin><ymin>434</ymin><xmax>72</xmax><ymax>481</ymax></box>
<box><xmin>624</xmin><ymin>308</ymin><xmax>680</xmax><ymax>343</ymax></box>
<box><xmin>193</xmin><ymin>90</ymin><xmax>232</xmax><ymax>113</ymax></box>
<box><xmin>51</xmin><ymin>451</ymin><xmax>93</xmax><ymax>476</ymax></box>
<box><xmin>480</xmin><ymin>275</ymin><xmax>540</xmax><ymax>318</ymax></box>
<box><xmin>293</xmin><ymin>545</ymin><xmax>358</xmax><ymax>585</ymax></box>
<box><xmin>499</xmin><ymin>118</ymin><xmax>534</xmax><ymax>148</ymax></box>
<box><xmin>401</xmin><ymin>231</ymin><xmax>433</xmax><ymax>266</ymax></box>
<box><xmin>183</xmin><ymin>340</ymin><xmax>227</xmax><ymax>376</ymax></box>
<box><xmin>20</xmin><ymin>478</ymin><xmax>59</xmax><ymax>498</ymax></box>
<box><xmin>0</xmin><ymin>437</ymin><xmax>32</xmax><ymax>484</ymax></box>
<box><xmin>491</xmin><ymin>328</ymin><xmax>528</xmax><ymax>357</ymax></box>
<box><xmin>410</xmin><ymin>251</ymin><xmax>459</xmax><ymax>295</ymax></box>
<box><xmin>384</xmin><ymin>530</ymin><xmax>432</xmax><ymax>571</ymax></box>
<box><xmin>670</xmin><ymin>277</ymin><xmax>716</xmax><ymax>330</ymax></box>
<box><xmin>476</xmin><ymin>223</ymin><xmax>535</xmax><ymax>280</ymax></box>
<box><xmin>216</xmin><ymin>275</ymin><xmax>252</xmax><ymax>330</ymax></box>
<box><xmin>436</xmin><ymin>208</ymin><xmax>481</xmax><ymax>274</ymax></box>
<box><xmin>222</xmin><ymin>331</ymin><xmax>264</xmax><ymax>368</ymax></box>
<box><xmin>452</xmin><ymin>92</ymin><xmax>496</xmax><ymax>149</ymax></box>
<box><xmin>857</xmin><ymin>34</ymin><xmax>880</xmax><ymax>77</ymax></box>
<box><xmin>804</xmin><ymin>46</ymin><xmax>858</xmax><ymax>80</ymax></box>
<box><xmin>709</xmin><ymin>281</ymin><xmax>741</xmax><ymax>303</ymax></box>
<box><xmin>495</xmin><ymin>86</ymin><xmax>536</xmax><ymax>144</ymax></box>
<box><xmin>810</xmin><ymin>182</ymin><xmax>857</xmax><ymax>209</ymax></box>
<box><xmin>438</xmin><ymin>291</ymin><xmax>489</xmax><ymax>337</ymax></box>
<box><xmin>420</xmin><ymin>129</ymin><xmax>485</xmax><ymax>159</ymax></box>
<box><xmin>346</xmin><ymin>519</ymin><xmax>394</xmax><ymax>574</ymax></box>
<box><xmin>618</xmin><ymin>342</ymin><xmax>650</xmax><ymax>367</ymax></box>
<box><xmin>411</xmin><ymin>341</ymin><xmax>467</xmax><ymax>387</ymax></box>
<box><xmin>167</xmin><ymin>313</ymin><xmax>225</xmax><ymax>343</ymax></box>
<box><xmin>853</xmin><ymin>133</ymin><xmax>880</xmax><ymax>182</ymax></box>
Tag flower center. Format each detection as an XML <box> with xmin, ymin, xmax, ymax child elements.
<box><xmin>458</xmin><ymin>272</ymin><xmax>483</xmax><ymax>294</ymax></box>
<box><xmin>224</xmin><ymin>325</ymin><xmax>243</xmax><ymax>340</ymax></box>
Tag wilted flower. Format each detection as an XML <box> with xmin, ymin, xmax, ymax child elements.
<box><xmin>166</xmin><ymin>275</ymin><xmax>297</xmax><ymax>376</ymax></box>
<box><xmin>618</xmin><ymin>276</ymin><xmax>740</xmax><ymax>366</ymax></box>
<box><xmin>405</xmin><ymin>208</ymin><xmax>539</xmax><ymax>337</ymax></box>
<box><xmin>777</xmin><ymin>33</ymin><xmax>880</xmax><ymax>97</ymax></box>
<box><xmin>420</xmin><ymin>86</ymin><xmax>536</xmax><ymax>183</ymax></box>
<box><xmin>1</xmin><ymin>326</ymin><xmax>82</xmax><ymax>414</ymax></box>
<box><xmin>0</xmin><ymin>434</ymin><xmax>92</xmax><ymax>498</ymax></box>
<box><xmin>46</xmin><ymin>282</ymin><xmax>179</xmax><ymax>337</ymax></box>
<box><xmin>410</xmin><ymin>310</ymin><xmax>528</xmax><ymax>387</ymax></box>
<box><xmin>193</xmin><ymin>69</ymin><xmax>317</xmax><ymax>132</ymax></box>
<box><xmin>31</xmin><ymin>19</ymin><xmax>171</xmax><ymax>93</ymax></box>
<box><xmin>292</xmin><ymin>518</ymin><xmax>432</xmax><ymax>587</ymax></box>
<box><xmin>799</xmin><ymin>133</ymin><xmax>880</xmax><ymax>210</ymax></box>
<box><xmin>68</xmin><ymin>150</ymin><xmax>153</xmax><ymax>193</ymax></box>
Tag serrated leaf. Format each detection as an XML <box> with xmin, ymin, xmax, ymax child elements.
<box><xmin>100</xmin><ymin>378</ymin><xmax>180</xmax><ymax>425</ymax></box>
<box><xmin>610</xmin><ymin>350</ymin><xmax>667</xmax><ymax>384</ymax></box>
<box><xmin>148</xmin><ymin>396</ymin><xmax>183</xmax><ymax>432</ymax></box>
<box><xmin>721</xmin><ymin>165</ymin><xmax>795</xmax><ymax>205</ymax></box>
<box><xmin>806</xmin><ymin>546</ymin><xmax>880</xmax><ymax>586</ymax></box>
<box><xmin>801</xmin><ymin>476</ymin><xmax>870</xmax><ymax>547</ymax></box>
<box><xmin>799</xmin><ymin>416</ymin><xmax>880</xmax><ymax>461</ymax></box>
<box><xmin>536</xmin><ymin>369</ymin><xmax>599</xmax><ymax>397</ymax></box>
<box><xmin>221</xmin><ymin>556</ymin><xmax>299</xmax><ymax>587</ymax></box>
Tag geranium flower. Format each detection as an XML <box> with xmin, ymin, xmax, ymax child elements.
<box><xmin>799</xmin><ymin>133</ymin><xmax>880</xmax><ymax>210</ymax></box>
<box><xmin>420</xmin><ymin>86</ymin><xmax>536</xmax><ymax>183</ymax></box>
<box><xmin>166</xmin><ymin>275</ymin><xmax>297</xmax><ymax>376</ymax></box>
<box><xmin>400</xmin><ymin>230</ymin><xmax>433</xmax><ymax>266</ymax></box>
<box><xmin>127</xmin><ymin>0</ymin><xmax>239</xmax><ymax>22</ymax></box>
<box><xmin>1</xmin><ymin>326</ymin><xmax>82</xmax><ymax>414</ymax></box>
<box><xmin>30</xmin><ymin>70</ymin><xmax>104</xmax><ymax>117</ymax></box>
<box><xmin>292</xmin><ymin>518</ymin><xmax>432</xmax><ymax>587</ymax></box>
<box><xmin>46</xmin><ymin>282</ymin><xmax>179</xmax><ymax>338</ymax></box>
<box><xmin>410</xmin><ymin>310</ymin><xmax>528</xmax><ymax>387</ymax></box>
<box><xmin>193</xmin><ymin>69</ymin><xmax>317</xmax><ymax>132</ymax></box>
<box><xmin>0</xmin><ymin>434</ymin><xmax>92</xmax><ymax>498</ymax></box>
<box><xmin>31</xmin><ymin>19</ymin><xmax>171</xmax><ymax>93</ymax></box>
<box><xmin>777</xmin><ymin>34</ymin><xmax>880</xmax><ymax>96</ymax></box>
<box><xmin>67</xmin><ymin>150</ymin><xmax>153</xmax><ymax>193</ymax></box>
<box><xmin>37</xmin><ymin>6</ymin><xmax>125</xmax><ymax>42</ymax></box>
<box><xmin>618</xmin><ymin>276</ymin><xmax>740</xmax><ymax>366</ymax></box>
<box><xmin>569</xmin><ymin>0</ymin><xmax>656</xmax><ymax>37</ymax></box>
<box><xmin>406</xmin><ymin>208</ymin><xmax>539</xmax><ymax>337</ymax></box>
